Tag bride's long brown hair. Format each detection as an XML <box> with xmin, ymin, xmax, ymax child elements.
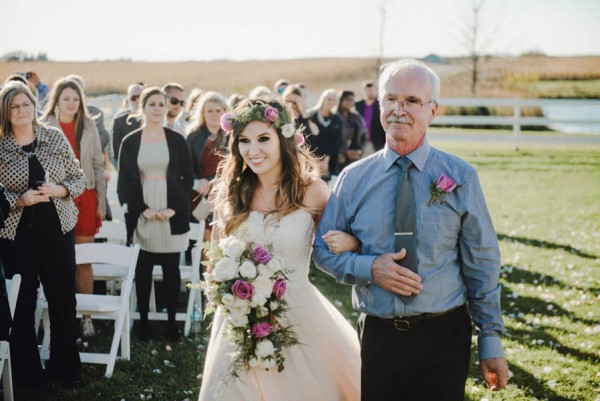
<box><xmin>211</xmin><ymin>98</ymin><xmax>320</xmax><ymax>236</ymax></box>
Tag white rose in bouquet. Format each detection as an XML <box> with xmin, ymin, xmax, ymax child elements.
<box><xmin>239</xmin><ymin>260</ymin><xmax>257</xmax><ymax>279</ymax></box>
<box><xmin>255</xmin><ymin>340</ymin><xmax>275</xmax><ymax>358</ymax></box>
<box><xmin>221</xmin><ymin>293</ymin><xmax>235</xmax><ymax>307</ymax></box>
<box><xmin>230</xmin><ymin>297</ymin><xmax>251</xmax><ymax>315</ymax></box>
<box><xmin>269</xmin><ymin>300</ymin><xmax>279</xmax><ymax>311</ymax></box>
<box><xmin>264</xmin><ymin>257</ymin><xmax>283</xmax><ymax>276</ymax></box>
<box><xmin>250</xmin><ymin>294</ymin><xmax>267</xmax><ymax>308</ymax></box>
<box><xmin>249</xmin><ymin>357</ymin><xmax>260</xmax><ymax>368</ymax></box>
<box><xmin>213</xmin><ymin>256</ymin><xmax>239</xmax><ymax>282</ymax></box>
<box><xmin>229</xmin><ymin>312</ymin><xmax>249</xmax><ymax>328</ymax></box>
<box><xmin>253</xmin><ymin>275</ymin><xmax>273</xmax><ymax>299</ymax></box>
<box><xmin>221</xmin><ymin>237</ymin><xmax>245</xmax><ymax>259</ymax></box>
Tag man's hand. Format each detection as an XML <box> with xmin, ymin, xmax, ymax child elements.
<box><xmin>480</xmin><ymin>357</ymin><xmax>509</xmax><ymax>391</ymax></box>
<box><xmin>371</xmin><ymin>249</ymin><xmax>422</xmax><ymax>296</ymax></box>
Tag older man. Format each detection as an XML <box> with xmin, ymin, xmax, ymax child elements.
<box><xmin>313</xmin><ymin>59</ymin><xmax>508</xmax><ymax>401</ymax></box>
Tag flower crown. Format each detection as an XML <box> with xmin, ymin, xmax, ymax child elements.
<box><xmin>220</xmin><ymin>102</ymin><xmax>304</xmax><ymax>144</ymax></box>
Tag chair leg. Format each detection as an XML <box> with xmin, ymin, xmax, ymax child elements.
<box><xmin>2</xmin><ymin>350</ymin><xmax>14</xmax><ymax>401</ymax></box>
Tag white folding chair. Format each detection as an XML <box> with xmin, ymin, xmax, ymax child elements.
<box><xmin>1</xmin><ymin>274</ymin><xmax>21</xmax><ymax>401</ymax></box>
<box><xmin>94</xmin><ymin>220</ymin><xmax>129</xmax><ymax>294</ymax></box>
<box><xmin>130</xmin><ymin>221</ymin><xmax>204</xmax><ymax>334</ymax></box>
<box><xmin>40</xmin><ymin>244</ymin><xmax>140</xmax><ymax>378</ymax></box>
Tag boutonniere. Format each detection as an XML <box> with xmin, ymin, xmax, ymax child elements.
<box><xmin>428</xmin><ymin>174</ymin><xmax>458</xmax><ymax>206</ymax></box>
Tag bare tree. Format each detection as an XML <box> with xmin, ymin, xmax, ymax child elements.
<box><xmin>376</xmin><ymin>0</ymin><xmax>389</xmax><ymax>72</ymax></box>
<box><xmin>468</xmin><ymin>0</ymin><xmax>484</xmax><ymax>95</ymax></box>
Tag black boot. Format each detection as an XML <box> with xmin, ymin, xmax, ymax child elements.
<box><xmin>138</xmin><ymin>317</ymin><xmax>152</xmax><ymax>342</ymax></box>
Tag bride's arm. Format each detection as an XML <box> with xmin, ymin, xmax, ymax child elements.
<box><xmin>322</xmin><ymin>230</ymin><xmax>360</xmax><ymax>255</ymax></box>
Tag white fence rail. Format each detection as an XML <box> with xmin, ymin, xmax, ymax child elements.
<box><xmin>434</xmin><ymin>98</ymin><xmax>600</xmax><ymax>150</ymax></box>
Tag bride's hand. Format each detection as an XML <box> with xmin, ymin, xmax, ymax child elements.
<box><xmin>322</xmin><ymin>230</ymin><xmax>361</xmax><ymax>255</ymax></box>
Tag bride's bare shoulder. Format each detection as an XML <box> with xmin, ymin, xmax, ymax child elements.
<box><xmin>303</xmin><ymin>178</ymin><xmax>330</xmax><ymax>210</ymax></box>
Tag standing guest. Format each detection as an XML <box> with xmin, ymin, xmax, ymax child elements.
<box><xmin>227</xmin><ymin>93</ymin><xmax>246</xmax><ymax>110</ymax></box>
<box><xmin>308</xmin><ymin>89</ymin><xmax>342</xmax><ymax>181</ymax></box>
<box><xmin>117</xmin><ymin>87</ymin><xmax>193</xmax><ymax>342</ymax></box>
<box><xmin>24</xmin><ymin>71</ymin><xmax>50</xmax><ymax>112</ymax></box>
<box><xmin>0</xmin><ymin>81</ymin><xmax>85</xmax><ymax>389</ymax></box>
<box><xmin>111</xmin><ymin>82</ymin><xmax>144</xmax><ymax>166</ymax></box>
<box><xmin>42</xmin><ymin>78</ymin><xmax>106</xmax><ymax>338</ymax></box>
<box><xmin>355</xmin><ymin>80</ymin><xmax>386</xmax><ymax>155</ymax></box>
<box><xmin>313</xmin><ymin>59</ymin><xmax>509</xmax><ymax>401</ymax></box>
<box><xmin>186</xmin><ymin>92</ymin><xmax>228</xmax><ymax>218</ymax></box>
<box><xmin>336</xmin><ymin>90</ymin><xmax>367</xmax><ymax>172</ymax></box>
<box><xmin>66</xmin><ymin>74</ymin><xmax>113</xmax><ymax>219</ymax></box>
<box><xmin>182</xmin><ymin>87</ymin><xmax>204</xmax><ymax>126</ymax></box>
<box><xmin>273</xmin><ymin>78</ymin><xmax>291</xmax><ymax>96</ymax></box>
<box><xmin>282</xmin><ymin>84</ymin><xmax>319</xmax><ymax>143</ymax></box>
<box><xmin>248</xmin><ymin>85</ymin><xmax>274</xmax><ymax>99</ymax></box>
<box><xmin>162</xmin><ymin>82</ymin><xmax>187</xmax><ymax>136</ymax></box>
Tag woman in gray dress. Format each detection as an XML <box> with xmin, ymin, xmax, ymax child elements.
<box><xmin>117</xmin><ymin>87</ymin><xmax>194</xmax><ymax>342</ymax></box>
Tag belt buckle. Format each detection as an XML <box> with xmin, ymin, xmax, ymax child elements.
<box><xmin>393</xmin><ymin>319</ymin><xmax>411</xmax><ymax>331</ymax></box>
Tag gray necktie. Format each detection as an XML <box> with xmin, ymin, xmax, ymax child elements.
<box><xmin>395</xmin><ymin>157</ymin><xmax>418</xmax><ymax>272</ymax></box>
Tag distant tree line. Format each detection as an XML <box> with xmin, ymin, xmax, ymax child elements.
<box><xmin>1</xmin><ymin>51</ymin><xmax>49</xmax><ymax>62</ymax></box>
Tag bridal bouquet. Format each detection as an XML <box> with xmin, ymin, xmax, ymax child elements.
<box><xmin>202</xmin><ymin>236</ymin><xmax>299</xmax><ymax>378</ymax></box>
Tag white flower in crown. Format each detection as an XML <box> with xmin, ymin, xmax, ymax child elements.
<box><xmin>281</xmin><ymin>123</ymin><xmax>296</xmax><ymax>138</ymax></box>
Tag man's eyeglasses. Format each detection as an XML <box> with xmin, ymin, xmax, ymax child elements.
<box><xmin>10</xmin><ymin>102</ymin><xmax>33</xmax><ymax>112</ymax></box>
<box><xmin>381</xmin><ymin>96</ymin><xmax>434</xmax><ymax>112</ymax></box>
<box><xmin>130</xmin><ymin>95</ymin><xmax>140</xmax><ymax>102</ymax></box>
<box><xmin>169</xmin><ymin>97</ymin><xmax>185</xmax><ymax>106</ymax></box>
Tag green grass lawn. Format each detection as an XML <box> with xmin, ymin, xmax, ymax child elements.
<box><xmin>16</xmin><ymin>141</ymin><xmax>600</xmax><ymax>401</ymax></box>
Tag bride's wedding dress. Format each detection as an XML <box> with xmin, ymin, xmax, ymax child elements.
<box><xmin>199</xmin><ymin>210</ymin><xmax>360</xmax><ymax>401</ymax></box>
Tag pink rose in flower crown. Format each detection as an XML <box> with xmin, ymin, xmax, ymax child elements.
<box><xmin>272</xmin><ymin>278</ymin><xmax>287</xmax><ymax>300</ymax></box>
<box><xmin>264</xmin><ymin>106</ymin><xmax>279</xmax><ymax>123</ymax></box>
<box><xmin>428</xmin><ymin>174</ymin><xmax>458</xmax><ymax>206</ymax></box>
<box><xmin>253</xmin><ymin>244</ymin><xmax>272</xmax><ymax>264</ymax></box>
<box><xmin>251</xmin><ymin>322</ymin><xmax>273</xmax><ymax>338</ymax></box>
<box><xmin>220</xmin><ymin>113</ymin><xmax>233</xmax><ymax>132</ymax></box>
<box><xmin>231</xmin><ymin>279</ymin><xmax>255</xmax><ymax>300</ymax></box>
<box><xmin>296</xmin><ymin>133</ymin><xmax>305</xmax><ymax>146</ymax></box>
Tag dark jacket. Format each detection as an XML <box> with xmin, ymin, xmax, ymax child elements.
<box><xmin>112</xmin><ymin>110</ymin><xmax>141</xmax><ymax>166</ymax></box>
<box><xmin>355</xmin><ymin>99</ymin><xmax>386</xmax><ymax>151</ymax></box>
<box><xmin>308</xmin><ymin>111</ymin><xmax>343</xmax><ymax>177</ymax></box>
<box><xmin>117</xmin><ymin>128</ymin><xmax>194</xmax><ymax>244</ymax></box>
<box><xmin>186</xmin><ymin>126</ymin><xmax>228</xmax><ymax>180</ymax></box>
<box><xmin>0</xmin><ymin>183</ymin><xmax>10</xmax><ymax>340</ymax></box>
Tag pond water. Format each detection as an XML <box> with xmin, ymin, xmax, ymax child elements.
<box><xmin>541</xmin><ymin>104</ymin><xmax>600</xmax><ymax>134</ymax></box>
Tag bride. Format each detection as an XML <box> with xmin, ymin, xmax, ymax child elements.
<box><xmin>199</xmin><ymin>98</ymin><xmax>360</xmax><ymax>401</ymax></box>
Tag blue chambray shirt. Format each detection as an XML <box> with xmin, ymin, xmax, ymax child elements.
<box><xmin>312</xmin><ymin>139</ymin><xmax>505</xmax><ymax>359</ymax></box>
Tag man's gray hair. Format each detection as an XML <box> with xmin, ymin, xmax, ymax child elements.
<box><xmin>378</xmin><ymin>59</ymin><xmax>440</xmax><ymax>102</ymax></box>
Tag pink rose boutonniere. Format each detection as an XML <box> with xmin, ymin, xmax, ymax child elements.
<box><xmin>428</xmin><ymin>174</ymin><xmax>458</xmax><ymax>206</ymax></box>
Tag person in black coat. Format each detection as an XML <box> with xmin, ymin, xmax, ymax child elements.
<box><xmin>111</xmin><ymin>83</ymin><xmax>144</xmax><ymax>166</ymax></box>
<box><xmin>0</xmin><ymin>183</ymin><xmax>10</xmax><ymax>341</ymax></box>
<box><xmin>355</xmin><ymin>80</ymin><xmax>386</xmax><ymax>154</ymax></box>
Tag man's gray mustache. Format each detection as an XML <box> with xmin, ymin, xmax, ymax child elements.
<box><xmin>386</xmin><ymin>116</ymin><xmax>413</xmax><ymax>125</ymax></box>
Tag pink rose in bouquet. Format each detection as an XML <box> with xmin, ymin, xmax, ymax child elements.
<box><xmin>251</xmin><ymin>322</ymin><xmax>273</xmax><ymax>338</ymax></box>
<box><xmin>264</xmin><ymin>106</ymin><xmax>279</xmax><ymax>122</ymax></box>
<box><xmin>272</xmin><ymin>278</ymin><xmax>287</xmax><ymax>300</ymax></box>
<box><xmin>253</xmin><ymin>244</ymin><xmax>272</xmax><ymax>264</ymax></box>
<box><xmin>231</xmin><ymin>279</ymin><xmax>255</xmax><ymax>300</ymax></box>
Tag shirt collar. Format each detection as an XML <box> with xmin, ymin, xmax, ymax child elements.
<box><xmin>383</xmin><ymin>139</ymin><xmax>431</xmax><ymax>172</ymax></box>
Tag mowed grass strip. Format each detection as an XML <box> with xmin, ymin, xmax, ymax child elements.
<box><xmin>16</xmin><ymin>142</ymin><xmax>600</xmax><ymax>401</ymax></box>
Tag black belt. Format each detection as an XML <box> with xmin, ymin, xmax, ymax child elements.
<box><xmin>374</xmin><ymin>304</ymin><xmax>465</xmax><ymax>331</ymax></box>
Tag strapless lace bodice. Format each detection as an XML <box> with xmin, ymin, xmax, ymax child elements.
<box><xmin>234</xmin><ymin>210</ymin><xmax>315</xmax><ymax>286</ymax></box>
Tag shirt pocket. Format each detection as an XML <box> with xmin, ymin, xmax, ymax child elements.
<box><xmin>419</xmin><ymin>207</ymin><xmax>460</xmax><ymax>248</ymax></box>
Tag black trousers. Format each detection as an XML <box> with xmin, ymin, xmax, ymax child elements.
<box><xmin>135</xmin><ymin>250</ymin><xmax>180</xmax><ymax>321</ymax></box>
<box><xmin>358</xmin><ymin>305</ymin><xmax>471</xmax><ymax>401</ymax></box>
<box><xmin>0</xmin><ymin>228</ymin><xmax>81</xmax><ymax>386</ymax></box>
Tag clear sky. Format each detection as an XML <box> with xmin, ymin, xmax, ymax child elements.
<box><xmin>1</xmin><ymin>0</ymin><xmax>599</xmax><ymax>61</ymax></box>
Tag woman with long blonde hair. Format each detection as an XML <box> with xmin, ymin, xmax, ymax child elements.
<box><xmin>199</xmin><ymin>98</ymin><xmax>361</xmax><ymax>401</ymax></box>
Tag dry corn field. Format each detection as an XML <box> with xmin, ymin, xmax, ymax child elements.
<box><xmin>2</xmin><ymin>56</ymin><xmax>599</xmax><ymax>100</ymax></box>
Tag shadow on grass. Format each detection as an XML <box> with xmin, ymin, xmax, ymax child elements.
<box><xmin>501</xmin><ymin>263</ymin><xmax>600</xmax><ymax>298</ymax></box>
<box><xmin>497</xmin><ymin>233</ymin><xmax>599</xmax><ymax>260</ymax></box>
<box><xmin>507</xmin><ymin>363</ymin><xmax>579</xmax><ymax>401</ymax></box>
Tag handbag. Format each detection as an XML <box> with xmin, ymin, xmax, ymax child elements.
<box><xmin>191</xmin><ymin>193</ymin><xmax>212</xmax><ymax>222</ymax></box>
